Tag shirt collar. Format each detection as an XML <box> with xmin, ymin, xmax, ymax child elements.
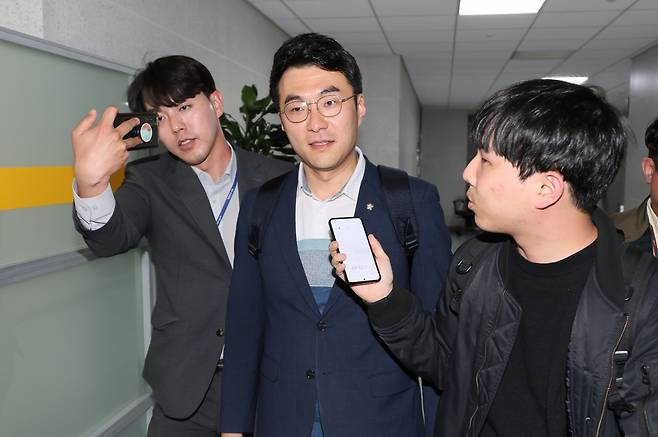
<box><xmin>297</xmin><ymin>146</ymin><xmax>365</xmax><ymax>202</ymax></box>
<box><xmin>645</xmin><ymin>198</ymin><xmax>658</xmax><ymax>241</ymax></box>
<box><xmin>191</xmin><ymin>142</ymin><xmax>236</xmax><ymax>185</ymax></box>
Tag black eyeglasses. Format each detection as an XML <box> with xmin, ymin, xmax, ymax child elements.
<box><xmin>281</xmin><ymin>94</ymin><xmax>357</xmax><ymax>123</ymax></box>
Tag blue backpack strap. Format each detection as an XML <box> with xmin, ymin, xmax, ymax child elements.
<box><xmin>247</xmin><ymin>172</ymin><xmax>289</xmax><ymax>258</ymax></box>
<box><xmin>377</xmin><ymin>165</ymin><xmax>419</xmax><ymax>257</ymax></box>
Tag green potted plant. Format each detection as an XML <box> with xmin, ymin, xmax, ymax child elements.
<box><xmin>220</xmin><ymin>84</ymin><xmax>296</xmax><ymax>162</ymax></box>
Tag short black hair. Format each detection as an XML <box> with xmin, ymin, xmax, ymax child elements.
<box><xmin>646</xmin><ymin>117</ymin><xmax>658</xmax><ymax>163</ymax></box>
<box><xmin>470</xmin><ymin>79</ymin><xmax>627</xmax><ymax>211</ymax></box>
<box><xmin>269</xmin><ymin>33</ymin><xmax>362</xmax><ymax>111</ymax></box>
<box><xmin>127</xmin><ymin>55</ymin><xmax>216</xmax><ymax>112</ymax></box>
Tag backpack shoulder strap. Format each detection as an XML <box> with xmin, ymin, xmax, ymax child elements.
<box><xmin>608</xmin><ymin>245</ymin><xmax>657</xmax><ymax>415</ymax></box>
<box><xmin>447</xmin><ymin>234</ymin><xmax>501</xmax><ymax>314</ymax></box>
<box><xmin>247</xmin><ymin>172</ymin><xmax>289</xmax><ymax>258</ymax></box>
<box><xmin>377</xmin><ymin>165</ymin><xmax>419</xmax><ymax>257</ymax></box>
<box><xmin>620</xmin><ymin>245</ymin><xmax>655</xmax><ymax>349</ymax></box>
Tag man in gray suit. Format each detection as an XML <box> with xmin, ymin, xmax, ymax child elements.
<box><xmin>71</xmin><ymin>55</ymin><xmax>290</xmax><ymax>436</ymax></box>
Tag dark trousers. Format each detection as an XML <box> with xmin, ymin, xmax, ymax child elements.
<box><xmin>148</xmin><ymin>370</ymin><xmax>220</xmax><ymax>437</ymax></box>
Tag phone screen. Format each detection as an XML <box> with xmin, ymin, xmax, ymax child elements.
<box><xmin>329</xmin><ymin>217</ymin><xmax>381</xmax><ymax>284</ymax></box>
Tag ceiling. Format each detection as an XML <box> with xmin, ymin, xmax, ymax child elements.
<box><xmin>246</xmin><ymin>0</ymin><xmax>658</xmax><ymax>110</ymax></box>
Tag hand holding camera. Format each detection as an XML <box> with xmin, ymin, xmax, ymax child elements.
<box><xmin>72</xmin><ymin>106</ymin><xmax>142</xmax><ymax>197</ymax></box>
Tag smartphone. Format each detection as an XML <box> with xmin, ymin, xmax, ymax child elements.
<box><xmin>113</xmin><ymin>112</ymin><xmax>159</xmax><ymax>149</ymax></box>
<box><xmin>329</xmin><ymin>217</ymin><xmax>381</xmax><ymax>284</ymax></box>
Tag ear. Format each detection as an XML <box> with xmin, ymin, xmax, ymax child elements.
<box><xmin>642</xmin><ymin>157</ymin><xmax>655</xmax><ymax>184</ymax></box>
<box><xmin>209</xmin><ymin>90</ymin><xmax>224</xmax><ymax>118</ymax></box>
<box><xmin>356</xmin><ymin>94</ymin><xmax>366</xmax><ymax>128</ymax></box>
<box><xmin>535</xmin><ymin>171</ymin><xmax>565</xmax><ymax>210</ymax></box>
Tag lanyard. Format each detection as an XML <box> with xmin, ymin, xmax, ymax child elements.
<box><xmin>215</xmin><ymin>170</ymin><xmax>238</xmax><ymax>227</ymax></box>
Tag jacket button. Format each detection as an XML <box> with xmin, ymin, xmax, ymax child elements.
<box><xmin>317</xmin><ymin>321</ymin><xmax>327</xmax><ymax>331</ymax></box>
<box><xmin>216</xmin><ymin>328</ymin><xmax>225</xmax><ymax>337</ymax></box>
<box><xmin>306</xmin><ymin>370</ymin><xmax>316</xmax><ymax>379</ymax></box>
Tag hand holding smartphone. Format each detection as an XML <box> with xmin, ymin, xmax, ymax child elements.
<box><xmin>113</xmin><ymin>112</ymin><xmax>159</xmax><ymax>149</ymax></box>
<box><xmin>329</xmin><ymin>217</ymin><xmax>381</xmax><ymax>284</ymax></box>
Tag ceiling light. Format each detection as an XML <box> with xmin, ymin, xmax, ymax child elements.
<box><xmin>459</xmin><ymin>0</ymin><xmax>546</xmax><ymax>15</ymax></box>
<box><xmin>542</xmin><ymin>76</ymin><xmax>589</xmax><ymax>85</ymax></box>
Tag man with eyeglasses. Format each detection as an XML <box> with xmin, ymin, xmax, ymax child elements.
<box><xmin>220</xmin><ymin>33</ymin><xmax>452</xmax><ymax>437</ymax></box>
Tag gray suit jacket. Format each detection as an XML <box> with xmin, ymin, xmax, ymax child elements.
<box><xmin>74</xmin><ymin>147</ymin><xmax>291</xmax><ymax>418</ymax></box>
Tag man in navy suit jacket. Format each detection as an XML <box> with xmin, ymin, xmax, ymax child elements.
<box><xmin>220</xmin><ymin>33</ymin><xmax>452</xmax><ymax>437</ymax></box>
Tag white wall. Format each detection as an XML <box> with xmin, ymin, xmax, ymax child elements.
<box><xmin>0</xmin><ymin>0</ymin><xmax>289</xmax><ymax>119</ymax></box>
<box><xmin>357</xmin><ymin>54</ymin><xmax>420</xmax><ymax>174</ymax></box>
<box><xmin>0</xmin><ymin>0</ymin><xmax>43</xmax><ymax>36</ymax></box>
<box><xmin>357</xmin><ymin>55</ymin><xmax>401</xmax><ymax>167</ymax></box>
<box><xmin>398</xmin><ymin>62</ymin><xmax>421</xmax><ymax>175</ymax></box>
<box><xmin>420</xmin><ymin>108</ymin><xmax>470</xmax><ymax>227</ymax></box>
<box><xmin>625</xmin><ymin>42</ymin><xmax>658</xmax><ymax>210</ymax></box>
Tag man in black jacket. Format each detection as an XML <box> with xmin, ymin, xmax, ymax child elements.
<box><xmin>330</xmin><ymin>79</ymin><xmax>658</xmax><ymax>436</ymax></box>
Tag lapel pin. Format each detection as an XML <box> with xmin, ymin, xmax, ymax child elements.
<box><xmin>366</xmin><ymin>202</ymin><xmax>374</xmax><ymax>211</ymax></box>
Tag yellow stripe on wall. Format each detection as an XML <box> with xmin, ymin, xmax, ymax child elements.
<box><xmin>0</xmin><ymin>166</ymin><xmax>125</xmax><ymax>211</ymax></box>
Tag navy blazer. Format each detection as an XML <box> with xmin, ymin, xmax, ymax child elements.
<box><xmin>221</xmin><ymin>160</ymin><xmax>452</xmax><ymax>437</ymax></box>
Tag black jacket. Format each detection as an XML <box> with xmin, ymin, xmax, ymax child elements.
<box><xmin>368</xmin><ymin>209</ymin><xmax>658</xmax><ymax>437</ymax></box>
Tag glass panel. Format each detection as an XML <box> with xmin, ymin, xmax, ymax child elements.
<box><xmin>0</xmin><ymin>37</ymin><xmax>152</xmax><ymax>268</ymax></box>
<box><xmin>114</xmin><ymin>413</ymin><xmax>148</xmax><ymax>437</ymax></box>
<box><xmin>0</xmin><ymin>38</ymin><xmax>130</xmax><ymax>166</ymax></box>
<box><xmin>0</xmin><ymin>251</ymin><xmax>148</xmax><ymax>437</ymax></box>
<box><xmin>0</xmin><ymin>204</ymin><xmax>86</xmax><ymax>267</ymax></box>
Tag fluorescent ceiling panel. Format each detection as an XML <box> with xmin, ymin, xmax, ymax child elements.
<box><xmin>460</xmin><ymin>0</ymin><xmax>545</xmax><ymax>15</ymax></box>
<box><xmin>459</xmin><ymin>14</ymin><xmax>535</xmax><ymax>29</ymax></box>
<box><xmin>543</xmin><ymin>76</ymin><xmax>589</xmax><ymax>84</ymax></box>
